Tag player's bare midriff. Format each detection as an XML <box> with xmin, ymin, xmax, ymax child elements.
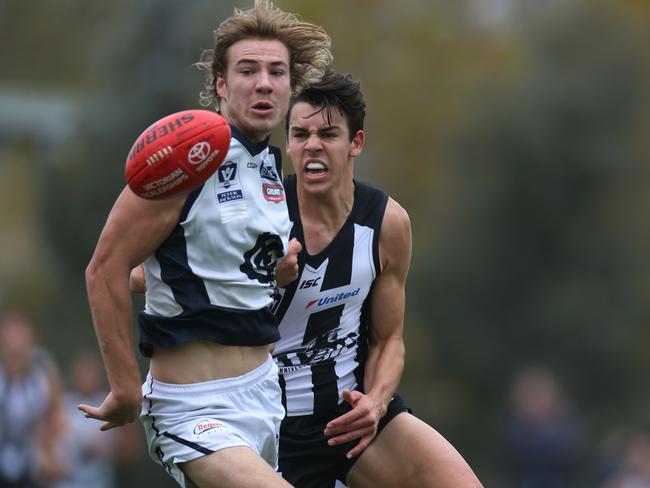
<box><xmin>149</xmin><ymin>341</ymin><xmax>272</xmax><ymax>384</ymax></box>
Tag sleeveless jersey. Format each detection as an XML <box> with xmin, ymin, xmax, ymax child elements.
<box><xmin>272</xmin><ymin>175</ymin><xmax>388</xmax><ymax>417</ymax></box>
<box><xmin>138</xmin><ymin>125</ymin><xmax>290</xmax><ymax>357</ymax></box>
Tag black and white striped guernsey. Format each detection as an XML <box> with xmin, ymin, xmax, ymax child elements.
<box><xmin>138</xmin><ymin>125</ymin><xmax>290</xmax><ymax>357</ymax></box>
<box><xmin>0</xmin><ymin>350</ymin><xmax>51</xmax><ymax>484</ymax></box>
<box><xmin>272</xmin><ymin>175</ymin><xmax>388</xmax><ymax>417</ymax></box>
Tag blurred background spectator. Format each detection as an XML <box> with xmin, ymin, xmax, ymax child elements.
<box><xmin>597</xmin><ymin>426</ymin><xmax>650</xmax><ymax>488</ymax></box>
<box><xmin>0</xmin><ymin>310</ymin><xmax>65</xmax><ymax>487</ymax></box>
<box><xmin>53</xmin><ymin>349</ymin><xmax>141</xmax><ymax>488</ymax></box>
<box><xmin>501</xmin><ymin>366</ymin><xmax>585</xmax><ymax>488</ymax></box>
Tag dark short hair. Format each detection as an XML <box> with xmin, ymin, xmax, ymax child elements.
<box><xmin>287</xmin><ymin>68</ymin><xmax>366</xmax><ymax>140</ymax></box>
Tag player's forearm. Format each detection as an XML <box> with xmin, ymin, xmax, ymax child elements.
<box><xmin>364</xmin><ymin>336</ymin><xmax>405</xmax><ymax>418</ymax></box>
<box><xmin>86</xmin><ymin>262</ymin><xmax>142</xmax><ymax>399</ymax></box>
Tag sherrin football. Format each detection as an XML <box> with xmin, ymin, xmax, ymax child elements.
<box><xmin>125</xmin><ymin>110</ymin><xmax>231</xmax><ymax>199</ymax></box>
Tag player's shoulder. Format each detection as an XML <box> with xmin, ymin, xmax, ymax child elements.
<box><xmin>225</xmin><ymin>133</ymin><xmax>246</xmax><ymax>158</ymax></box>
<box><xmin>379</xmin><ymin>196</ymin><xmax>412</xmax><ymax>271</ymax></box>
<box><xmin>383</xmin><ymin>197</ymin><xmax>411</xmax><ymax>236</ymax></box>
<box><xmin>354</xmin><ymin>178</ymin><xmax>387</xmax><ymax>201</ymax></box>
<box><xmin>352</xmin><ymin>179</ymin><xmax>409</xmax><ymax>236</ymax></box>
<box><xmin>351</xmin><ymin>179</ymin><xmax>388</xmax><ymax>227</ymax></box>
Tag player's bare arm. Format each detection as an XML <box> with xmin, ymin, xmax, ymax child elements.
<box><xmin>81</xmin><ymin>187</ymin><xmax>185</xmax><ymax>431</ymax></box>
<box><xmin>324</xmin><ymin>197</ymin><xmax>411</xmax><ymax>458</ymax></box>
<box><xmin>364</xmin><ymin>197</ymin><xmax>411</xmax><ymax>410</ymax></box>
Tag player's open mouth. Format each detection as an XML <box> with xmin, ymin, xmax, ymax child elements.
<box><xmin>251</xmin><ymin>101</ymin><xmax>273</xmax><ymax>115</ymax></box>
<box><xmin>305</xmin><ymin>161</ymin><xmax>328</xmax><ymax>178</ymax></box>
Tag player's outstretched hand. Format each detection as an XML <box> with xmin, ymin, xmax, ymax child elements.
<box><xmin>323</xmin><ymin>389</ymin><xmax>382</xmax><ymax>459</ymax></box>
<box><xmin>78</xmin><ymin>390</ymin><xmax>142</xmax><ymax>431</ymax></box>
<box><xmin>276</xmin><ymin>238</ymin><xmax>302</xmax><ymax>288</ymax></box>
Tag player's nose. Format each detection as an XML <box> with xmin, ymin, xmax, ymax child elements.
<box><xmin>255</xmin><ymin>70</ymin><xmax>273</xmax><ymax>93</ymax></box>
<box><xmin>304</xmin><ymin>133</ymin><xmax>323</xmax><ymax>151</ymax></box>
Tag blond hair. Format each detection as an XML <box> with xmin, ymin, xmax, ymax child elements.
<box><xmin>196</xmin><ymin>0</ymin><xmax>333</xmax><ymax>111</ymax></box>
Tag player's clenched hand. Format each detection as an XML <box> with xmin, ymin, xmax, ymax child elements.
<box><xmin>129</xmin><ymin>264</ymin><xmax>146</xmax><ymax>294</ymax></box>
<box><xmin>323</xmin><ymin>389</ymin><xmax>382</xmax><ymax>459</ymax></box>
<box><xmin>275</xmin><ymin>238</ymin><xmax>302</xmax><ymax>288</ymax></box>
<box><xmin>78</xmin><ymin>390</ymin><xmax>142</xmax><ymax>431</ymax></box>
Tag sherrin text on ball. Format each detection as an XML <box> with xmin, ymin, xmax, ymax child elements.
<box><xmin>125</xmin><ymin>110</ymin><xmax>231</xmax><ymax>199</ymax></box>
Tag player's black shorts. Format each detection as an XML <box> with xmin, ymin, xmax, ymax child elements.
<box><xmin>279</xmin><ymin>393</ymin><xmax>411</xmax><ymax>488</ymax></box>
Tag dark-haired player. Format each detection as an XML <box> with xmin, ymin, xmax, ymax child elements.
<box><xmin>273</xmin><ymin>69</ymin><xmax>484</xmax><ymax>487</ymax></box>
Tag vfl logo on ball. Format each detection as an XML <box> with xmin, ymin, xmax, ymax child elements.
<box><xmin>188</xmin><ymin>141</ymin><xmax>211</xmax><ymax>165</ymax></box>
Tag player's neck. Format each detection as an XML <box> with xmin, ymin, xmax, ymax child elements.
<box><xmin>297</xmin><ymin>178</ymin><xmax>354</xmax><ymax>253</ymax></box>
<box><xmin>298</xmin><ymin>178</ymin><xmax>354</xmax><ymax>222</ymax></box>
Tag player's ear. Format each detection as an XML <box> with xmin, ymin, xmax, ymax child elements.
<box><xmin>350</xmin><ymin>130</ymin><xmax>365</xmax><ymax>157</ymax></box>
<box><xmin>285</xmin><ymin>120</ymin><xmax>294</xmax><ymax>154</ymax></box>
<box><xmin>216</xmin><ymin>75</ymin><xmax>227</xmax><ymax>99</ymax></box>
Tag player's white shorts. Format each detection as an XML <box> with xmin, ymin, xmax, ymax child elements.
<box><xmin>140</xmin><ymin>355</ymin><xmax>284</xmax><ymax>487</ymax></box>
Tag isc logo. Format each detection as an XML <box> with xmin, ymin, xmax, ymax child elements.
<box><xmin>299</xmin><ymin>277</ymin><xmax>321</xmax><ymax>289</ymax></box>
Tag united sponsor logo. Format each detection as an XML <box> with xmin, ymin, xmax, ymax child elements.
<box><xmin>305</xmin><ymin>288</ymin><xmax>361</xmax><ymax>309</ymax></box>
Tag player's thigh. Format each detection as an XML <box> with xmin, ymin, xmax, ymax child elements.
<box><xmin>182</xmin><ymin>446</ymin><xmax>292</xmax><ymax>488</ymax></box>
<box><xmin>347</xmin><ymin>413</ymin><xmax>483</xmax><ymax>488</ymax></box>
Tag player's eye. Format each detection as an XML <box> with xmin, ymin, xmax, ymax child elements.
<box><xmin>291</xmin><ymin>131</ymin><xmax>308</xmax><ymax>140</ymax></box>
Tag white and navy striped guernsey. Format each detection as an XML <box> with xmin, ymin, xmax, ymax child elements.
<box><xmin>138</xmin><ymin>125</ymin><xmax>290</xmax><ymax>357</ymax></box>
<box><xmin>272</xmin><ymin>175</ymin><xmax>388</xmax><ymax>417</ymax></box>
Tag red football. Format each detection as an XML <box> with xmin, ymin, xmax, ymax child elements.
<box><xmin>125</xmin><ymin>110</ymin><xmax>231</xmax><ymax>199</ymax></box>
